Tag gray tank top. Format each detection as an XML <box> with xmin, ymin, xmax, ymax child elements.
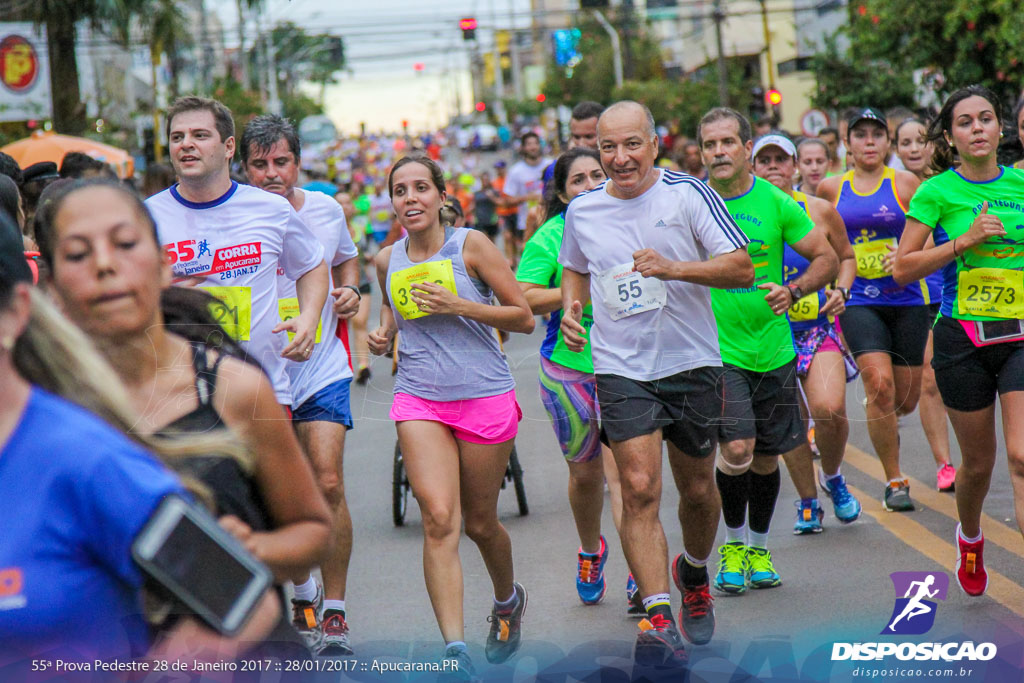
<box><xmin>387</xmin><ymin>227</ymin><xmax>515</xmax><ymax>401</ymax></box>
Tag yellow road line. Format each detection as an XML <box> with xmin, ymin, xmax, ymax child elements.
<box><xmin>843</xmin><ymin>444</ymin><xmax>1024</xmax><ymax>562</ymax></box>
<box><xmin>846</xmin><ymin>482</ymin><xmax>1024</xmax><ymax>619</ymax></box>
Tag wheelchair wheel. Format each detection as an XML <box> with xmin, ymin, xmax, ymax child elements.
<box><xmin>392</xmin><ymin>440</ymin><xmax>409</xmax><ymax>526</ymax></box>
<box><xmin>508</xmin><ymin>445</ymin><xmax>528</xmax><ymax>516</ymax></box>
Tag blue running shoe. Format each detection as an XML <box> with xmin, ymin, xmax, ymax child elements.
<box><xmin>712</xmin><ymin>542</ymin><xmax>748</xmax><ymax>595</ymax></box>
<box><xmin>626</xmin><ymin>573</ymin><xmax>645</xmax><ymax>617</ymax></box>
<box><xmin>576</xmin><ymin>535</ymin><xmax>608</xmax><ymax>605</ymax></box>
<box><xmin>747</xmin><ymin>547</ymin><xmax>782</xmax><ymax>589</ymax></box>
<box><xmin>819</xmin><ymin>470</ymin><xmax>862</xmax><ymax>523</ymax></box>
<box><xmin>793</xmin><ymin>499</ymin><xmax>824</xmax><ymax>534</ymax></box>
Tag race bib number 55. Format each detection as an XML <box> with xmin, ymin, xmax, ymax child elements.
<box><xmin>390</xmin><ymin>259</ymin><xmax>458</xmax><ymax>320</ymax></box>
<box><xmin>596</xmin><ymin>262</ymin><xmax>667</xmax><ymax>321</ymax></box>
<box><xmin>206</xmin><ymin>286</ymin><xmax>252</xmax><ymax>341</ymax></box>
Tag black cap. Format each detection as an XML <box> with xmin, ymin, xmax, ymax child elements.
<box><xmin>21</xmin><ymin>161</ymin><xmax>59</xmax><ymax>185</ymax></box>
<box><xmin>847</xmin><ymin>107</ymin><xmax>887</xmax><ymax>131</ymax></box>
<box><xmin>0</xmin><ymin>211</ymin><xmax>32</xmax><ymax>285</ymax></box>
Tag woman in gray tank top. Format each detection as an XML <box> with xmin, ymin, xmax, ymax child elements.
<box><xmin>368</xmin><ymin>156</ymin><xmax>535</xmax><ymax>676</ymax></box>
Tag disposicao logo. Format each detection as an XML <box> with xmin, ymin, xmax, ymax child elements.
<box><xmin>831</xmin><ymin>571</ymin><xmax>997</xmax><ymax>663</ymax></box>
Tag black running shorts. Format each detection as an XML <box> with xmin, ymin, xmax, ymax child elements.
<box><xmin>718</xmin><ymin>360</ymin><xmax>806</xmax><ymax>456</ymax></box>
<box><xmin>931</xmin><ymin>316</ymin><xmax>1024</xmax><ymax>412</ymax></box>
<box><xmin>595</xmin><ymin>367</ymin><xmax>723</xmax><ymax>458</ymax></box>
<box><xmin>839</xmin><ymin>304</ymin><xmax>930</xmax><ymax>366</ymax></box>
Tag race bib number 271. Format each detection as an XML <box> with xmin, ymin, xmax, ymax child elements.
<box><xmin>596</xmin><ymin>262</ymin><xmax>667</xmax><ymax>321</ymax></box>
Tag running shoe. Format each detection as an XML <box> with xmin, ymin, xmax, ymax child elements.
<box><xmin>819</xmin><ymin>471</ymin><xmax>862</xmax><ymax>523</ymax></box>
<box><xmin>955</xmin><ymin>532</ymin><xmax>988</xmax><ymax>597</ymax></box>
<box><xmin>634</xmin><ymin>614</ymin><xmax>688</xmax><ymax>668</ymax></box>
<box><xmin>883</xmin><ymin>479</ymin><xmax>915</xmax><ymax>512</ymax></box>
<box><xmin>937</xmin><ymin>463</ymin><xmax>957</xmax><ymax>492</ymax></box>
<box><xmin>671</xmin><ymin>554</ymin><xmax>715</xmax><ymax>645</ymax></box>
<box><xmin>747</xmin><ymin>547</ymin><xmax>782</xmax><ymax>589</ymax></box>
<box><xmin>317</xmin><ymin>610</ymin><xmax>353</xmax><ymax>656</ymax></box>
<box><xmin>793</xmin><ymin>499</ymin><xmax>824</xmax><ymax>534</ymax></box>
<box><xmin>576</xmin><ymin>535</ymin><xmax>608</xmax><ymax>605</ymax></box>
<box><xmin>440</xmin><ymin>645</ymin><xmax>475</xmax><ymax>682</ymax></box>
<box><xmin>626</xmin><ymin>573</ymin><xmax>645</xmax><ymax>617</ymax></box>
<box><xmin>485</xmin><ymin>582</ymin><xmax>527</xmax><ymax>664</ymax></box>
<box><xmin>290</xmin><ymin>581</ymin><xmax>324</xmax><ymax>649</ymax></box>
<box><xmin>712</xmin><ymin>542</ymin><xmax>749</xmax><ymax>594</ymax></box>
<box><xmin>355</xmin><ymin>365</ymin><xmax>371</xmax><ymax>386</ymax></box>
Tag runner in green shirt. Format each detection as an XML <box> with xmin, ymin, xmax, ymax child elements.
<box><xmin>894</xmin><ymin>85</ymin><xmax>1024</xmax><ymax>599</ymax></box>
<box><xmin>515</xmin><ymin>148</ymin><xmax>633</xmax><ymax>612</ymax></box>
<box><xmin>700</xmin><ymin>108</ymin><xmax>837</xmax><ymax>594</ymax></box>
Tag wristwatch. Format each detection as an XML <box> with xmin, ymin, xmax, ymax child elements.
<box><xmin>837</xmin><ymin>286</ymin><xmax>851</xmax><ymax>302</ymax></box>
<box><xmin>342</xmin><ymin>284</ymin><xmax>362</xmax><ymax>300</ymax></box>
<box><xmin>786</xmin><ymin>283</ymin><xmax>804</xmax><ymax>302</ymax></box>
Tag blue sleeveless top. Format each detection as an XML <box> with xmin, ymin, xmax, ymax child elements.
<box><xmin>783</xmin><ymin>190</ymin><xmax>828</xmax><ymax>332</ymax></box>
<box><xmin>834</xmin><ymin>167</ymin><xmax>924</xmax><ymax>307</ymax></box>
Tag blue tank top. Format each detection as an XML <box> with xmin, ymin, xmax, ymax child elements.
<box><xmin>834</xmin><ymin>167</ymin><xmax>924</xmax><ymax>307</ymax></box>
<box><xmin>387</xmin><ymin>227</ymin><xmax>515</xmax><ymax>401</ymax></box>
<box><xmin>783</xmin><ymin>191</ymin><xmax>828</xmax><ymax>332</ymax></box>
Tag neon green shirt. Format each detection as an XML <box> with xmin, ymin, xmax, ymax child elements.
<box><xmin>711</xmin><ymin>177</ymin><xmax>815</xmax><ymax>371</ymax></box>
<box><xmin>516</xmin><ymin>214</ymin><xmax>594</xmax><ymax>373</ymax></box>
<box><xmin>906</xmin><ymin>167</ymin><xmax>1024</xmax><ymax>321</ymax></box>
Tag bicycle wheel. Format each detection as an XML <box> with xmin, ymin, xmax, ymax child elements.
<box><xmin>508</xmin><ymin>445</ymin><xmax>528</xmax><ymax>516</ymax></box>
<box><xmin>392</xmin><ymin>440</ymin><xmax>408</xmax><ymax>526</ymax></box>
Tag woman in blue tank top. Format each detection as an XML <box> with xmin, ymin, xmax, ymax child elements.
<box><xmin>817</xmin><ymin>107</ymin><xmax>928</xmax><ymax>513</ymax></box>
<box><xmin>369</xmin><ymin>156</ymin><xmax>535</xmax><ymax>675</ymax></box>
<box><xmin>895</xmin><ymin>117</ymin><xmax>957</xmax><ymax>493</ymax></box>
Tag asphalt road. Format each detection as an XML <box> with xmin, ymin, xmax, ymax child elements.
<box><xmin>333</xmin><ymin>302</ymin><xmax>1024</xmax><ymax>683</ymax></box>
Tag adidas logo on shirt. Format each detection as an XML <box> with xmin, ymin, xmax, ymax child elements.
<box><xmin>654</xmin><ymin>219</ymin><xmax>667</xmax><ymax>227</ymax></box>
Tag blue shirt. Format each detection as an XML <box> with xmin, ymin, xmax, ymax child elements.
<box><xmin>0</xmin><ymin>388</ymin><xmax>185</xmax><ymax>664</ymax></box>
<box><xmin>301</xmin><ymin>181</ymin><xmax>339</xmax><ymax>197</ymax></box>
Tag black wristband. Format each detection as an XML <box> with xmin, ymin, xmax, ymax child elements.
<box><xmin>342</xmin><ymin>284</ymin><xmax>362</xmax><ymax>300</ymax></box>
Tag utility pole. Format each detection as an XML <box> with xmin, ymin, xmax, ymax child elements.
<box><xmin>508</xmin><ymin>1</ymin><xmax>522</xmax><ymax>100</ymax></box>
<box><xmin>759</xmin><ymin>0</ymin><xmax>776</xmax><ymax>121</ymax></box>
<box><xmin>713</xmin><ymin>0</ymin><xmax>729</xmax><ymax>106</ymax></box>
<box><xmin>490</xmin><ymin>0</ymin><xmax>508</xmax><ymax>125</ymax></box>
<box><xmin>591</xmin><ymin>9</ymin><xmax>623</xmax><ymax>90</ymax></box>
<box><xmin>198</xmin><ymin>0</ymin><xmax>212</xmax><ymax>92</ymax></box>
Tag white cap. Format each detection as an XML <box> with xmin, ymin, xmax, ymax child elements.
<box><xmin>751</xmin><ymin>134</ymin><xmax>796</xmax><ymax>161</ymax></box>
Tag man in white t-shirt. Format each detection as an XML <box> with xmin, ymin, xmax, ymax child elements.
<box><xmin>501</xmin><ymin>132</ymin><xmax>549</xmax><ymax>263</ymax></box>
<box><xmin>558</xmin><ymin>101</ymin><xmax>753</xmax><ymax>667</ymax></box>
<box><xmin>241</xmin><ymin>114</ymin><xmax>361</xmax><ymax>657</ymax></box>
<box><xmin>146</xmin><ymin>96</ymin><xmax>329</xmax><ymax>408</ymax></box>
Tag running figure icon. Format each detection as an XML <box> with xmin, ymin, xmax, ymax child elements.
<box><xmin>882</xmin><ymin>571</ymin><xmax>948</xmax><ymax>635</ymax></box>
<box><xmin>888</xmin><ymin>575</ymin><xmax>939</xmax><ymax>631</ymax></box>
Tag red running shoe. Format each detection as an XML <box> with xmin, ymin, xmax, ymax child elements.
<box><xmin>955</xmin><ymin>531</ymin><xmax>988</xmax><ymax>597</ymax></box>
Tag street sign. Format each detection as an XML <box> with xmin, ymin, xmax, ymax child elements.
<box><xmin>801</xmin><ymin>108</ymin><xmax>830</xmax><ymax>136</ymax></box>
<box><xmin>0</xmin><ymin>23</ymin><xmax>51</xmax><ymax>122</ymax></box>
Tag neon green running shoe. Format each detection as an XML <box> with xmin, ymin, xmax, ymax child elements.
<box><xmin>712</xmin><ymin>542</ymin><xmax>749</xmax><ymax>594</ymax></box>
<box><xmin>747</xmin><ymin>547</ymin><xmax>782</xmax><ymax>589</ymax></box>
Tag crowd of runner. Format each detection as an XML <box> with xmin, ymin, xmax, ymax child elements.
<box><xmin>0</xmin><ymin>84</ymin><xmax>1022</xmax><ymax>679</ymax></box>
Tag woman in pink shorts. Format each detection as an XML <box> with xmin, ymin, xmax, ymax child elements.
<box><xmin>369</xmin><ymin>156</ymin><xmax>534</xmax><ymax>677</ymax></box>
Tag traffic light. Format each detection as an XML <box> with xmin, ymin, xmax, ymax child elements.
<box><xmin>766</xmin><ymin>89</ymin><xmax>782</xmax><ymax>106</ymax></box>
<box><xmin>475</xmin><ymin>101</ymin><xmax>486</xmax><ymax>112</ymax></box>
<box><xmin>536</xmin><ymin>93</ymin><xmax>546</xmax><ymax>103</ymax></box>
<box><xmin>460</xmin><ymin>17</ymin><xmax>477</xmax><ymax>41</ymax></box>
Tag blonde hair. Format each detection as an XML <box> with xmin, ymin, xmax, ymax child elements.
<box><xmin>13</xmin><ymin>288</ymin><xmax>251</xmax><ymax>507</ymax></box>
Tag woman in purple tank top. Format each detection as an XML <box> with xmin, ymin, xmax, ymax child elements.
<box><xmin>369</xmin><ymin>156</ymin><xmax>535</xmax><ymax>675</ymax></box>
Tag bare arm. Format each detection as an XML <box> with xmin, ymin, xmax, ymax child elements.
<box><xmin>818</xmin><ymin>202</ymin><xmax>856</xmax><ymax>290</ymax></box>
<box><xmin>788</xmin><ymin>226</ymin><xmax>840</xmax><ymax>295</ymax></box>
<box><xmin>815</xmin><ymin>175</ymin><xmax>840</xmax><ymax>203</ymax></box>
<box><xmin>330</xmin><ymin>256</ymin><xmax>361</xmax><ymax>319</ymax></box>
<box><xmin>519</xmin><ymin>282</ymin><xmax>563</xmax><ymax>315</ymax></box>
<box><xmin>276</xmin><ymin>260</ymin><xmax>329</xmax><ymax>361</ymax></box>
<box><xmin>633</xmin><ymin>246</ymin><xmax>754</xmax><ymax>289</ymax></box>
<box><xmin>368</xmin><ymin>246</ymin><xmax>398</xmax><ymax>354</ymax></box>
<box><xmin>894</xmin><ymin>204</ymin><xmax>1006</xmax><ymax>285</ymax></box>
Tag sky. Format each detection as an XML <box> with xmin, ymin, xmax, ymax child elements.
<box><xmin>211</xmin><ymin>0</ymin><xmax>534</xmax><ymax>134</ymax></box>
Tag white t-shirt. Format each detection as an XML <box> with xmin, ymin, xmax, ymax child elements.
<box><xmin>504</xmin><ymin>158</ymin><xmax>549</xmax><ymax>231</ymax></box>
<box><xmin>277</xmin><ymin>189</ymin><xmax>359</xmax><ymax>408</ymax></box>
<box><xmin>559</xmin><ymin>169</ymin><xmax>749</xmax><ymax>381</ymax></box>
<box><xmin>147</xmin><ymin>182</ymin><xmax>326</xmax><ymax>405</ymax></box>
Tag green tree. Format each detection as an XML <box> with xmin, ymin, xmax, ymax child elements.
<box><xmin>270</xmin><ymin>23</ymin><xmax>345</xmax><ymax>105</ymax></box>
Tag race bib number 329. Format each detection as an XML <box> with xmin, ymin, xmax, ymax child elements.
<box><xmin>854</xmin><ymin>238</ymin><xmax>896</xmax><ymax>279</ymax></box>
<box><xmin>390</xmin><ymin>259</ymin><xmax>458</xmax><ymax>320</ymax></box>
<box><xmin>596</xmin><ymin>262</ymin><xmax>667</xmax><ymax>321</ymax></box>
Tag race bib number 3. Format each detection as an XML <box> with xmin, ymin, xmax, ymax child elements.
<box><xmin>206</xmin><ymin>286</ymin><xmax>252</xmax><ymax>341</ymax></box>
<box><xmin>788</xmin><ymin>293</ymin><xmax>820</xmax><ymax>322</ymax></box>
<box><xmin>277</xmin><ymin>298</ymin><xmax>323</xmax><ymax>343</ymax></box>
<box><xmin>390</xmin><ymin>259</ymin><xmax>458</xmax><ymax>320</ymax></box>
<box><xmin>854</xmin><ymin>238</ymin><xmax>896</xmax><ymax>279</ymax></box>
<box><xmin>596</xmin><ymin>262</ymin><xmax>667</xmax><ymax>321</ymax></box>
<box><xmin>957</xmin><ymin>268</ymin><xmax>1024</xmax><ymax>319</ymax></box>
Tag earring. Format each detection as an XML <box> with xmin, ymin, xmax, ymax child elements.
<box><xmin>0</xmin><ymin>336</ymin><xmax>13</xmax><ymax>352</ymax></box>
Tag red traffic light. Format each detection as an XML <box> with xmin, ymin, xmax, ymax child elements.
<box><xmin>402</xmin><ymin>119</ymin><xmax>409</xmax><ymax>129</ymax></box>
<box><xmin>413</xmin><ymin>62</ymin><xmax>425</xmax><ymax>71</ymax></box>
<box><xmin>535</xmin><ymin>93</ymin><xmax>546</xmax><ymax>103</ymax></box>
<box><xmin>766</xmin><ymin>89</ymin><xmax>782</xmax><ymax>106</ymax></box>
<box><xmin>459</xmin><ymin>17</ymin><xmax>477</xmax><ymax>31</ymax></box>
<box><xmin>475</xmin><ymin>101</ymin><xmax>486</xmax><ymax>112</ymax></box>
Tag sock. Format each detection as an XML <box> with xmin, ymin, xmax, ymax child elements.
<box><xmin>293</xmin><ymin>577</ymin><xmax>318</xmax><ymax>602</ymax></box>
<box><xmin>716</xmin><ymin>468</ymin><xmax>750</xmax><ymax>529</ymax></box>
<box><xmin>445</xmin><ymin>641</ymin><xmax>467</xmax><ymax>653</ymax></box>
<box><xmin>749</xmin><ymin>530</ymin><xmax>769</xmax><ymax>549</ymax></box>
<box><xmin>748</xmin><ymin>468</ymin><xmax>781</xmax><ymax>536</ymax></box>
<box><xmin>494</xmin><ymin>589</ymin><xmax>518</xmax><ymax>613</ymax></box>
<box><xmin>641</xmin><ymin>593</ymin><xmax>673</xmax><ymax>622</ymax></box>
<box><xmin>800</xmin><ymin>497</ymin><xmax>818</xmax><ymax>507</ymax></box>
<box><xmin>323</xmin><ymin>600</ymin><xmax>345</xmax><ymax>616</ymax></box>
<box><xmin>888</xmin><ymin>478</ymin><xmax>906</xmax><ymax>488</ymax></box>
<box><xmin>681</xmin><ymin>552</ymin><xmax>710</xmax><ymax>588</ymax></box>
<box><xmin>957</xmin><ymin>523</ymin><xmax>982</xmax><ymax>544</ymax></box>
<box><xmin>725</xmin><ymin>524</ymin><xmax>747</xmax><ymax>545</ymax></box>
<box><xmin>825</xmin><ymin>468</ymin><xmax>842</xmax><ymax>481</ymax></box>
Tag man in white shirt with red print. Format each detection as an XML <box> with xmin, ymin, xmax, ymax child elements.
<box><xmin>146</xmin><ymin>96</ymin><xmax>329</xmax><ymax>408</ymax></box>
<box><xmin>559</xmin><ymin>101</ymin><xmax>753</xmax><ymax>669</ymax></box>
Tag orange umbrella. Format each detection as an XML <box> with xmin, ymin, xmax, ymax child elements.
<box><xmin>1</xmin><ymin>130</ymin><xmax>135</xmax><ymax>179</ymax></box>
